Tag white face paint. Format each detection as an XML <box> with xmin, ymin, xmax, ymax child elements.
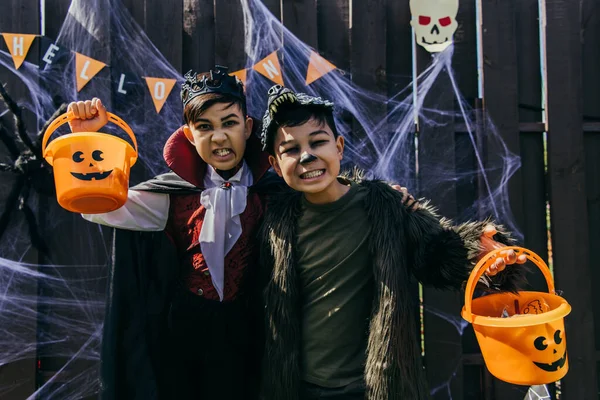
<box><xmin>410</xmin><ymin>0</ymin><xmax>459</xmax><ymax>53</ymax></box>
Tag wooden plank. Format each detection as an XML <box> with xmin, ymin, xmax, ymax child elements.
<box><xmin>351</xmin><ymin>0</ymin><xmax>386</xmax><ymax>95</ymax></box>
<box><xmin>36</xmin><ymin>0</ymin><xmax>74</xmax><ymax>393</ymax></box>
<box><xmin>263</xmin><ymin>0</ymin><xmax>282</xmax><ymax>19</ymax></box>
<box><xmin>350</xmin><ymin>0</ymin><xmax>386</xmax><ymax>159</ymax></box>
<box><xmin>480</xmin><ymin>0</ymin><xmax>522</xmax><ymax>236</ymax></box>
<box><xmin>453</xmin><ymin>0</ymin><xmax>478</xmax><ymax>222</ymax></box>
<box><xmin>582</xmin><ymin>0</ymin><xmax>600</xmax><ymax>385</ymax></box>
<box><xmin>114</xmin><ymin>0</ymin><xmax>154</xmax><ymax>185</ymax></box>
<box><xmin>145</xmin><ymin>0</ymin><xmax>183</xmax><ymax>73</ymax></box>
<box><xmin>582</xmin><ymin>0</ymin><xmax>600</xmax><ymax>124</ymax></box>
<box><xmin>415</xmin><ymin>41</ymin><xmax>463</xmax><ymax>400</ymax></box>
<box><xmin>515</xmin><ymin>0</ymin><xmax>549</xmax><ymax>296</ymax></box>
<box><xmin>283</xmin><ymin>0</ymin><xmax>318</xmax><ymax>49</ymax></box>
<box><xmin>0</xmin><ymin>1</ymin><xmax>40</xmax><ymax>398</ymax></box>
<box><xmin>414</xmin><ymin>2</ymin><xmax>477</xmax><ymax>399</ymax></box>
<box><xmin>384</xmin><ymin>0</ymin><xmax>421</xmax><ymax>368</ymax></box>
<box><xmin>516</xmin><ymin>0</ymin><xmax>543</xmax><ymax>124</ymax></box>
<box><xmin>316</xmin><ymin>0</ymin><xmax>350</xmax><ymax>150</ymax></box>
<box><xmin>317</xmin><ymin>0</ymin><xmax>350</xmax><ymax>71</ymax></box>
<box><xmin>480</xmin><ymin>3</ymin><xmax>523</xmax><ymax>398</ymax></box>
<box><xmin>280</xmin><ymin>0</ymin><xmax>318</xmax><ymax>87</ymax></box>
<box><xmin>43</xmin><ymin>0</ymin><xmax>70</xmax><ymax>39</ymax></box>
<box><xmin>453</xmin><ymin>0</ymin><xmax>478</xmax><ymax>101</ymax></box>
<box><xmin>37</xmin><ymin>0</ymin><xmax>113</xmax><ymax>395</ymax></box>
<box><xmin>215</xmin><ymin>0</ymin><xmax>246</xmax><ymax>71</ymax></box>
<box><xmin>584</xmin><ymin>131</ymin><xmax>600</xmax><ymax>392</ymax></box>
<box><xmin>120</xmin><ymin>0</ymin><xmax>145</xmax><ymax>27</ymax></box>
<box><xmin>183</xmin><ymin>0</ymin><xmax>215</xmax><ymax>74</ymax></box>
<box><xmin>451</xmin><ymin>2</ymin><xmax>487</xmax><ymax>398</ymax></box>
<box><xmin>520</xmin><ymin>130</ymin><xmax>549</xmax><ymax>287</ymax></box>
<box><xmin>385</xmin><ymin>0</ymin><xmax>413</xmax><ymax>106</ymax></box>
<box><xmin>543</xmin><ymin>0</ymin><xmax>597</xmax><ymax>398</ymax></box>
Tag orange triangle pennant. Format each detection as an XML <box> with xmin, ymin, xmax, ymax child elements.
<box><xmin>306</xmin><ymin>51</ymin><xmax>337</xmax><ymax>85</ymax></box>
<box><xmin>75</xmin><ymin>52</ymin><xmax>106</xmax><ymax>91</ymax></box>
<box><xmin>145</xmin><ymin>77</ymin><xmax>177</xmax><ymax>113</ymax></box>
<box><xmin>2</xmin><ymin>33</ymin><xmax>37</xmax><ymax>70</ymax></box>
<box><xmin>252</xmin><ymin>51</ymin><xmax>283</xmax><ymax>86</ymax></box>
<box><xmin>230</xmin><ymin>69</ymin><xmax>247</xmax><ymax>85</ymax></box>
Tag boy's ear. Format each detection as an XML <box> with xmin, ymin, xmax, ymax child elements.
<box><xmin>183</xmin><ymin>125</ymin><xmax>195</xmax><ymax>144</ymax></box>
<box><xmin>244</xmin><ymin>117</ymin><xmax>253</xmax><ymax>140</ymax></box>
<box><xmin>336</xmin><ymin>135</ymin><xmax>345</xmax><ymax>159</ymax></box>
<box><xmin>268</xmin><ymin>155</ymin><xmax>283</xmax><ymax>177</ymax></box>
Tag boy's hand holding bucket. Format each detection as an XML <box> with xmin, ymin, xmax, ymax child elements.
<box><xmin>479</xmin><ymin>225</ymin><xmax>527</xmax><ymax>276</ymax></box>
<box><xmin>67</xmin><ymin>98</ymin><xmax>108</xmax><ymax>133</ymax></box>
<box><xmin>42</xmin><ymin>102</ymin><xmax>137</xmax><ymax>214</ymax></box>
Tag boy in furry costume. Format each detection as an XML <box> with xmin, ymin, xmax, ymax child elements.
<box><xmin>258</xmin><ymin>85</ymin><xmax>527</xmax><ymax>400</ymax></box>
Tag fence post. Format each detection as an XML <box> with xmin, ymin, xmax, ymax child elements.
<box><xmin>542</xmin><ymin>0</ymin><xmax>597</xmax><ymax>398</ymax></box>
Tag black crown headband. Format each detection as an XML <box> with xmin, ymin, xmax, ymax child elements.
<box><xmin>180</xmin><ymin>65</ymin><xmax>245</xmax><ymax>106</ymax></box>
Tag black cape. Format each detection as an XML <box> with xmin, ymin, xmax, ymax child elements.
<box><xmin>99</xmin><ymin>170</ymin><xmax>284</xmax><ymax>399</ymax></box>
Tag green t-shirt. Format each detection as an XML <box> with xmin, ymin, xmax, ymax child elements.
<box><xmin>296</xmin><ymin>182</ymin><xmax>374</xmax><ymax>388</ymax></box>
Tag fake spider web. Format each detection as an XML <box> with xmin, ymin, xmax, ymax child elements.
<box><xmin>0</xmin><ymin>0</ymin><xmax>535</xmax><ymax>398</ymax></box>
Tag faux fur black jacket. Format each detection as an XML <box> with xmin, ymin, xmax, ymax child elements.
<box><xmin>258</xmin><ymin>177</ymin><xmax>525</xmax><ymax>400</ymax></box>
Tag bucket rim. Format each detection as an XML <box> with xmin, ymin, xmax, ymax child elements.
<box><xmin>42</xmin><ymin>112</ymin><xmax>138</xmax><ymax>167</ymax></box>
<box><xmin>44</xmin><ymin>132</ymin><xmax>136</xmax><ymax>153</ymax></box>
<box><xmin>461</xmin><ymin>301</ymin><xmax>571</xmax><ymax>327</ymax></box>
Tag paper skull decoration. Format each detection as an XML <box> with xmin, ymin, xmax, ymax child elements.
<box><xmin>410</xmin><ymin>0</ymin><xmax>459</xmax><ymax>53</ymax></box>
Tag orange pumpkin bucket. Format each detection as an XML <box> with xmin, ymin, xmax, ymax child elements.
<box><xmin>42</xmin><ymin>112</ymin><xmax>138</xmax><ymax>214</ymax></box>
<box><xmin>461</xmin><ymin>246</ymin><xmax>571</xmax><ymax>385</ymax></box>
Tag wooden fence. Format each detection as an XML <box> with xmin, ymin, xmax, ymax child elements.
<box><xmin>0</xmin><ymin>0</ymin><xmax>598</xmax><ymax>399</ymax></box>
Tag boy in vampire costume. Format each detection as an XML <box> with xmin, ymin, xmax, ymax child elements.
<box><xmin>68</xmin><ymin>67</ymin><xmax>278</xmax><ymax>399</ymax></box>
<box><xmin>257</xmin><ymin>85</ymin><xmax>528</xmax><ymax>400</ymax></box>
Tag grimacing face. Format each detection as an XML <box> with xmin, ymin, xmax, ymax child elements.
<box><xmin>268</xmin><ymin>118</ymin><xmax>345</xmax><ymax>203</ymax></box>
<box><xmin>183</xmin><ymin>102</ymin><xmax>253</xmax><ymax>171</ymax></box>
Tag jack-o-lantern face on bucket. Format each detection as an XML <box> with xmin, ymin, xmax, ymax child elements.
<box><xmin>70</xmin><ymin>149</ymin><xmax>113</xmax><ymax>181</ymax></box>
<box><xmin>532</xmin><ymin>329</ymin><xmax>567</xmax><ymax>372</ymax></box>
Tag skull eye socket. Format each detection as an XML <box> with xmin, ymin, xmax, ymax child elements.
<box><xmin>439</xmin><ymin>16</ymin><xmax>452</xmax><ymax>27</ymax></box>
<box><xmin>534</xmin><ymin>336</ymin><xmax>548</xmax><ymax>351</ymax></box>
<box><xmin>73</xmin><ymin>151</ymin><xmax>84</xmax><ymax>163</ymax></box>
<box><xmin>554</xmin><ymin>330</ymin><xmax>563</xmax><ymax>345</ymax></box>
<box><xmin>419</xmin><ymin>15</ymin><xmax>431</xmax><ymax>25</ymax></box>
<box><xmin>92</xmin><ymin>150</ymin><xmax>104</xmax><ymax>162</ymax></box>
<box><xmin>268</xmin><ymin>85</ymin><xmax>282</xmax><ymax>95</ymax></box>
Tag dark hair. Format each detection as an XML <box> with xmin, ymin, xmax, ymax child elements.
<box><xmin>183</xmin><ymin>73</ymin><xmax>247</xmax><ymax>124</ymax></box>
<box><xmin>266</xmin><ymin>104</ymin><xmax>338</xmax><ymax>155</ymax></box>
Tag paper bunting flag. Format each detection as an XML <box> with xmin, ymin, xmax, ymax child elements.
<box><xmin>409</xmin><ymin>0</ymin><xmax>459</xmax><ymax>53</ymax></box>
<box><xmin>230</xmin><ymin>68</ymin><xmax>247</xmax><ymax>85</ymax></box>
<box><xmin>39</xmin><ymin>38</ymin><xmax>70</xmax><ymax>68</ymax></box>
<box><xmin>75</xmin><ymin>52</ymin><xmax>107</xmax><ymax>91</ymax></box>
<box><xmin>253</xmin><ymin>51</ymin><xmax>283</xmax><ymax>86</ymax></box>
<box><xmin>145</xmin><ymin>77</ymin><xmax>177</xmax><ymax>113</ymax></box>
<box><xmin>305</xmin><ymin>51</ymin><xmax>337</xmax><ymax>85</ymax></box>
<box><xmin>2</xmin><ymin>33</ymin><xmax>37</xmax><ymax>70</ymax></box>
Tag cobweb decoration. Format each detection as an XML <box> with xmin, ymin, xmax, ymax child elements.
<box><xmin>0</xmin><ymin>0</ymin><xmax>525</xmax><ymax>398</ymax></box>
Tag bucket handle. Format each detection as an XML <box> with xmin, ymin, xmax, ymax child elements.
<box><xmin>463</xmin><ymin>246</ymin><xmax>555</xmax><ymax>320</ymax></box>
<box><xmin>42</xmin><ymin>112</ymin><xmax>138</xmax><ymax>167</ymax></box>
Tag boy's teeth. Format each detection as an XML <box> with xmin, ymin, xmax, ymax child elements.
<box><xmin>215</xmin><ymin>149</ymin><xmax>231</xmax><ymax>156</ymax></box>
<box><xmin>302</xmin><ymin>170</ymin><xmax>324</xmax><ymax>179</ymax></box>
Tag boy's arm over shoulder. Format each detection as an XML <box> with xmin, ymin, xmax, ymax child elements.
<box><xmin>81</xmin><ymin>189</ymin><xmax>169</xmax><ymax>231</ymax></box>
<box><xmin>403</xmin><ymin>197</ymin><xmax>527</xmax><ymax>292</ymax></box>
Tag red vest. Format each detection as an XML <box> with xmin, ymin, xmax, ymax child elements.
<box><xmin>165</xmin><ymin>191</ymin><xmax>265</xmax><ymax>301</ymax></box>
<box><xmin>161</xmin><ymin>125</ymin><xmax>271</xmax><ymax>302</ymax></box>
